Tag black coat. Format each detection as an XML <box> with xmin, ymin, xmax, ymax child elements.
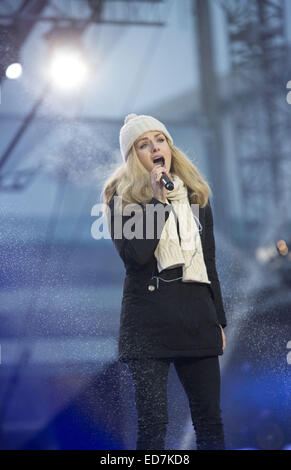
<box><xmin>108</xmin><ymin>190</ymin><xmax>227</xmax><ymax>363</ymax></box>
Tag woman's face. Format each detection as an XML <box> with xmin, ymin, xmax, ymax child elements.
<box><xmin>134</xmin><ymin>130</ymin><xmax>172</xmax><ymax>176</ymax></box>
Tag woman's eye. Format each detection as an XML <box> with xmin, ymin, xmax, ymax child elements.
<box><xmin>140</xmin><ymin>138</ymin><xmax>164</xmax><ymax>149</ymax></box>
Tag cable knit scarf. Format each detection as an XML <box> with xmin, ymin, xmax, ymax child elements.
<box><xmin>154</xmin><ymin>174</ymin><xmax>211</xmax><ymax>284</ymax></box>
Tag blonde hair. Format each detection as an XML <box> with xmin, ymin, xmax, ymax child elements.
<box><xmin>101</xmin><ymin>135</ymin><xmax>212</xmax><ymax>216</ymax></box>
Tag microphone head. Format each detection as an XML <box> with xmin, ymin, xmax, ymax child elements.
<box><xmin>165</xmin><ymin>181</ymin><xmax>174</xmax><ymax>191</ymax></box>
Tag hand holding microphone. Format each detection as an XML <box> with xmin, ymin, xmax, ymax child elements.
<box><xmin>151</xmin><ymin>157</ymin><xmax>174</xmax><ymax>203</ymax></box>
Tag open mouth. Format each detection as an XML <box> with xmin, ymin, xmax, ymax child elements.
<box><xmin>152</xmin><ymin>156</ymin><xmax>165</xmax><ymax>166</ymax></box>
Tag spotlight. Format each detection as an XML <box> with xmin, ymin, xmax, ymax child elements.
<box><xmin>43</xmin><ymin>27</ymin><xmax>89</xmax><ymax>91</ymax></box>
<box><xmin>5</xmin><ymin>62</ymin><xmax>22</xmax><ymax>79</ymax></box>
<box><xmin>48</xmin><ymin>47</ymin><xmax>88</xmax><ymax>90</ymax></box>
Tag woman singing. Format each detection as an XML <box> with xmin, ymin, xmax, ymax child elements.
<box><xmin>102</xmin><ymin>113</ymin><xmax>227</xmax><ymax>450</ymax></box>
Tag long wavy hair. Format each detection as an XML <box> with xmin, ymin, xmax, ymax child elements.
<box><xmin>101</xmin><ymin>134</ymin><xmax>212</xmax><ymax>216</ymax></box>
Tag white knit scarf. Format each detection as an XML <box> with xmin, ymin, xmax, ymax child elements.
<box><xmin>154</xmin><ymin>174</ymin><xmax>211</xmax><ymax>284</ymax></box>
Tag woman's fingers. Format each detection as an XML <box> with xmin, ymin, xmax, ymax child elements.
<box><xmin>219</xmin><ymin>325</ymin><xmax>226</xmax><ymax>350</ymax></box>
<box><xmin>155</xmin><ymin>165</ymin><xmax>170</xmax><ymax>180</ymax></box>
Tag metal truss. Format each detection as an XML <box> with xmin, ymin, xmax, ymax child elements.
<box><xmin>0</xmin><ymin>0</ymin><xmax>165</xmax><ymax>183</ymax></box>
<box><xmin>0</xmin><ymin>0</ymin><xmax>165</xmax><ymax>27</ymax></box>
<box><xmin>215</xmin><ymin>0</ymin><xmax>291</xmax><ymax>241</ymax></box>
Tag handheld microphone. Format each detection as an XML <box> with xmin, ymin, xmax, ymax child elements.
<box><xmin>153</xmin><ymin>157</ymin><xmax>174</xmax><ymax>191</ymax></box>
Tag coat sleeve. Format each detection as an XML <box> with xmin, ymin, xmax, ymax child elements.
<box><xmin>204</xmin><ymin>200</ymin><xmax>227</xmax><ymax>328</ymax></box>
<box><xmin>107</xmin><ymin>195</ymin><xmax>172</xmax><ymax>267</ymax></box>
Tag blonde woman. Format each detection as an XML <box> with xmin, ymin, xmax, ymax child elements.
<box><xmin>103</xmin><ymin>113</ymin><xmax>227</xmax><ymax>450</ymax></box>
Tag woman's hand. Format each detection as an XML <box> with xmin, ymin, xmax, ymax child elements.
<box><xmin>219</xmin><ymin>324</ymin><xmax>226</xmax><ymax>351</ymax></box>
<box><xmin>151</xmin><ymin>163</ymin><xmax>171</xmax><ymax>203</ymax></box>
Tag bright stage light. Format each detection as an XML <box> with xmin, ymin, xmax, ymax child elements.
<box><xmin>6</xmin><ymin>63</ymin><xmax>22</xmax><ymax>79</ymax></box>
<box><xmin>48</xmin><ymin>48</ymin><xmax>88</xmax><ymax>90</ymax></box>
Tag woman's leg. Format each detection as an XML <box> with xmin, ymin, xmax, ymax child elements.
<box><xmin>127</xmin><ymin>357</ymin><xmax>171</xmax><ymax>450</ymax></box>
<box><xmin>173</xmin><ymin>356</ymin><xmax>225</xmax><ymax>450</ymax></box>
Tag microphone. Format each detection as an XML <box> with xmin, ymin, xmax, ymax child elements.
<box><xmin>153</xmin><ymin>157</ymin><xmax>174</xmax><ymax>191</ymax></box>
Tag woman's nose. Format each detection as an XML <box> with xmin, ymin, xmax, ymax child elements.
<box><xmin>151</xmin><ymin>142</ymin><xmax>160</xmax><ymax>152</ymax></box>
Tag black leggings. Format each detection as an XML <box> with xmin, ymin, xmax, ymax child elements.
<box><xmin>127</xmin><ymin>355</ymin><xmax>225</xmax><ymax>450</ymax></box>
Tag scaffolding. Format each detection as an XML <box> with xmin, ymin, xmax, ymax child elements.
<box><xmin>215</xmin><ymin>0</ymin><xmax>291</xmax><ymax>243</ymax></box>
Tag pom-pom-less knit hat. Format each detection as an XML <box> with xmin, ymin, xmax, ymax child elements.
<box><xmin>119</xmin><ymin>113</ymin><xmax>173</xmax><ymax>162</ymax></box>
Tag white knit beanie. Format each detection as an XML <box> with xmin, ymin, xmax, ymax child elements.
<box><xmin>119</xmin><ymin>113</ymin><xmax>173</xmax><ymax>162</ymax></box>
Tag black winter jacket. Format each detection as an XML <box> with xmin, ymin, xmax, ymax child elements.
<box><xmin>108</xmin><ymin>191</ymin><xmax>227</xmax><ymax>362</ymax></box>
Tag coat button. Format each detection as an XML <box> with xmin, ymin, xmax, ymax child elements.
<box><xmin>148</xmin><ymin>284</ymin><xmax>155</xmax><ymax>291</ymax></box>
